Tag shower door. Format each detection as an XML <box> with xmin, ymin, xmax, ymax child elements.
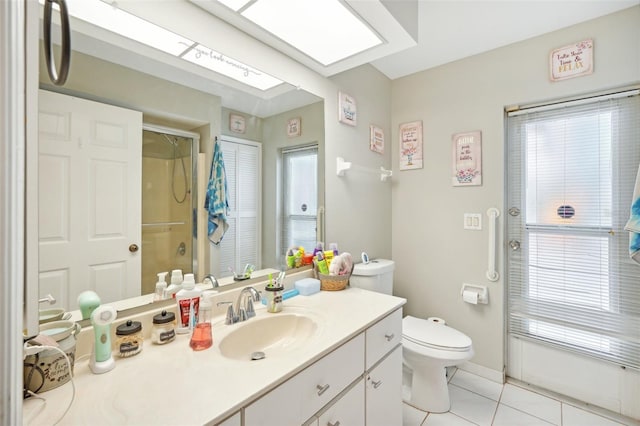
<box><xmin>141</xmin><ymin>125</ymin><xmax>199</xmax><ymax>294</ymax></box>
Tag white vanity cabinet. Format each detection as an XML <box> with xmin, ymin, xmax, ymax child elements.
<box><xmin>216</xmin><ymin>411</ymin><xmax>241</xmax><ymax>426</ymax></box>
<box><xmin>243</xmin><ymin>308</ymin><xmax>402</xmax><ymax>426</ymax></box>
<box><xmin>244</xmin><ymin>334</ymin><xmax>365</xmax><ymax>425</ymax></box>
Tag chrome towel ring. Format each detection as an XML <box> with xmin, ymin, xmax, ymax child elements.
<box><xmin>43</xmin><ymin>0</ymin><xmax>71</xmax><ymax>86</ymax></box>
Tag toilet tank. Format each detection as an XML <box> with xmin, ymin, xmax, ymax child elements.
<box><xmin>350</xmin><ymin>259</ymin><xmax>395</xmax><ymax>295</ymax></box>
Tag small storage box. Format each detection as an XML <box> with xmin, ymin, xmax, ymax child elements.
<box><xmin>294</xmin><ymin>278</ymin><xmax>321</xmax><ymax>296</ymax></box>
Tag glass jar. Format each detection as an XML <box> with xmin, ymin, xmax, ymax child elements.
<box><xmin>151</xmin><ymin>310</ymin><xmax>176</xmax><ymax>345</ymax></box>
<box><xmin>115</xmin><ymin>320</ymin><xmax>143</xmax><ymax>357</ymax></box>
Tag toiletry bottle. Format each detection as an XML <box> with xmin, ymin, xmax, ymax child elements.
<box><xmin>315</xmin><ymin>251</ymin><xmax>330</xmax><ymax>275</ymax></box>
<box><xmin>175</xmin><ymin>273</ymin><xmax>201</xmax><ymax>334</ymax></box>
<box><xmin>189</xmin><ymin>295</ymin><xmax>212</xmax><ymax>350</ymax></box>
<box><xmin>164</xmin><ymin>269</ymin><xmax>183</xmax><ymax>299</ymax></box>
<box><xmin>153</xmin><ymin>272</ymin><xmax>168</xmax><ymax>302</ymax></box>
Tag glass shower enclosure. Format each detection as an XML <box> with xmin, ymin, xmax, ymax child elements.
<box><xmin>141</xmin><ymin>125</ymin><xmax>199</xmax><ymax>295</ymax></box>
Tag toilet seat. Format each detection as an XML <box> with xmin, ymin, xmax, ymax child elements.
<box><xmin>402</xmin><ymin>315</ymin><xmax>472</xmax><ymax>352</ymax></box>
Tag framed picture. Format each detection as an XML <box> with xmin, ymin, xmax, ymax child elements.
<box><xmin>369</xmin><ymin>125</ymin><xmax>384</xmax><ymax>154</ymax></box>
<box><xmin>338</xmin><ymin>91</ymin><xmax>357</xmax><ymax>126</ymax></box>
<box><xmin>452</xmin><ymin>130</ymin><xmax>482</xmax><ymax>186</ymax></box>
<box><xmin>550</xmin><ymin>39</ymin><xmax>593</xmax><ymax>82</ymax></box>
<box><xmin>287</xmin><ymin>117</ymin><xmax>301</xmax><ymax>137</ymax></box>
<box><xmin>229</xmin><ymin>113</ymin><xmax>246</xmax><ymax>134</ymax></box>
<box><xmin>399</xmin><ymin>121</ymin><xmax>423</xmax><ymax>170</ymax></box>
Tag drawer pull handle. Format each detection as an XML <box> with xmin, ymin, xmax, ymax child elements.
<box><xmin>384</xmin><ymin>333</ymin><xmax>394</xmax><ymax>341</ymax></box>
<box><xmin>328</xmin><ymin>421</ymin><xmax>341</xmax><ymax>426</ymax></box>
<box><xmin>316</xmin><ymin>383</ymin><xmax>330</xmax><ymax>396</ymax></box>
<box><xmin>372</xmin><ymin>380</ymin><xmax>383</xmax><ymax>389</ymax></box>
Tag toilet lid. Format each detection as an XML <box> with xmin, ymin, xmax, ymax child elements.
<box><xmin>402</xmin><ymin>315</ymin><xmax>472</xmax><ymax>351</ymax></box>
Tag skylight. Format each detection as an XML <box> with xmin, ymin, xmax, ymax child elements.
<box><xmin>51</xmin><ymin>0</ymin><xmax>283</xmax><ymax>90</ymax></box>
<box><xmin>240</xmin><ymin>0</ymin><xmax>382</xmax><ymax>66</ymax></box>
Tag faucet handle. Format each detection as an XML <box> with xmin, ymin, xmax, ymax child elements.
<box><xmin>217</xmin><ymin>301</ymin><xmax>237</xmax><ymax>324</ymax></box>
<box><xmin>245</xmin><ymin>298</ymin><xmax>256</xmax><ymax>318</ymax></box>
<box><xmin>238</xmin><ymin>307</ymin><xmax>247</xmax><ymax>322</ymax></box>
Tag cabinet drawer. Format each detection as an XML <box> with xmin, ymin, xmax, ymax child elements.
<box><xmin>365</xmin><ymin>308</ymin><xmax>402</xmax><ymax>370</ymax></box>
<box><xmin>317</xmin><ymin>379</ymin><xmax>365</xmax><ymax>426</ymax></box>
<box><xmin>245</xmin><ymin>333</ymin><xmax>364</xmax><ymax>425</ymax></box>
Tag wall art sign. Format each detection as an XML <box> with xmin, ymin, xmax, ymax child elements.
<box><xmin>338</xmin><ymin>91</ymin><xmax>357</xmax><ymax>126</ymax></box>
<box><xmin>229</xmin><ymin>113</ymin><xmax>246</xmax><ymax>134</ymax></box>
<box><xmin>369</xmin><ymin>125</ymin><xmax>384</xmax><ymax>154</ymax></box>
<box><xmin>287</xmin><ymin>117</ymin><xmax>301</xmax><ymax>137</ymax></box>
<box><xmin>452</xmin><ymin>130</ymin><xmax>482</xmax><ymax>186</ymax></box>
<box><xmin>550</xmin><ymin>39</ymin><xmax>593</xmax><ymax>82</ymax></box>
<box><xmin>399</xmin><ymin>120</ymin><xmax>423</xmax><ymax>170</ymax></box>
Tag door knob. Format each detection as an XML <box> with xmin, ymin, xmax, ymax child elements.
<box><xmin>129</xmin><ymin>244</ymin><xmax>139</xmax><ymax>253</ymax></box>
<box><xmin>509</xmin><ymin>240</ymin><xmax>521</xmax><ymax>251</ymax></box>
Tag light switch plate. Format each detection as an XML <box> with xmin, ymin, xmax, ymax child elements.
<box><xmin>464</xmin><ymin>213</ymin><xmax>482</xmax><ymax>230</ymax></box>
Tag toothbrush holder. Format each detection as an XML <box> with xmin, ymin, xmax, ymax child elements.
<box><xmin>264</xmin><ymin>286</ymin><xmax>284</xmax><ymax>313</ymax></box>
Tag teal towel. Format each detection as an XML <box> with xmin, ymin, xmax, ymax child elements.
<box><xmin>624</xmin><ymin>165</ymin><xmax>640</xmax><ymax>264</ymax></box>
<box><xmin>204</xmin><ymin>140</ymin><xmax>229</xmax><ymax>244</ymax></box>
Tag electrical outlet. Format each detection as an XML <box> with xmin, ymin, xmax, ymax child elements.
<box><xmin>464</xmin><ymin>213</ymin><xmax>482</xmax><ymax>230</ymax></box>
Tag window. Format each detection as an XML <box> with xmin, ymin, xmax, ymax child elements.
<box><xmin>506</xmin><ymin>90</ymin><xmax>640</xmax><ymax>369</ymax></box>
<box><xmin>281</xmin><ymin>145</ymin><xmax>318</xmax><ymax>256</ymax></box>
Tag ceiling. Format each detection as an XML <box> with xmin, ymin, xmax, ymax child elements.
<box><xmin>192</xmin><ymin>0</ymin><xmax>639</xmax><ymax>81</ymax></box>
<box><xmin>371</xmin><ymin>0</ymin><xmax>639</xmax><ymax>80</ymax></box>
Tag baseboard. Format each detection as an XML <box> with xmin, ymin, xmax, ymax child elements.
<box><xmin>459</xmin><ymin>361</ymin><xmax>505</xmax><ymax>384</ymax></box>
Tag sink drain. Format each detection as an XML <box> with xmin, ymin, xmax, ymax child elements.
<box><xmin>251</xmin><ymin>351</ymin><xmax>265</xmax><ymax>361</ymax></box>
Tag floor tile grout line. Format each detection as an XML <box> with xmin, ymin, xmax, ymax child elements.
<box><xmin>497</xmin><ymin>401</ymin><xmax>559</xmax><ymax>425</ymax></box>
<box><xmin>489</xmin><ymin>382</ymin><xmax>506</xmax><ymax>425</ymax></box>
<box><xmin>449</xmin><ymin>382</ymin><xmax>502</xmax><ymax>403</ymax></box>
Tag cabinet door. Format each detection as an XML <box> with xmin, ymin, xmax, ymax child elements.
<box><xmin>317</xmin><ymin>379</ymin><xmax>365</xmax><ymax>426</ymax></box>
<box><xmin>365</xmin><ymin>346</ymin><xmax>402</xmax><ymax>426</ymax></box>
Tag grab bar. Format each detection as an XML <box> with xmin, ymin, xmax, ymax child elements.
<box><xmin>486</xmin><ymin>208</ymin><xmax>500</xmax><ymax>282</ymax></box>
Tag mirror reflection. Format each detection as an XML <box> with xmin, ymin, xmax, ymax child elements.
<box><xmin>37</xmin><ymin>3</ymin><xmax>325</xmax><ymax>313</ymax></box>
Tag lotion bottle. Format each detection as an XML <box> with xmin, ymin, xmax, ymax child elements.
<box><xmin>175</xmin><ymin>273</ymin><xmax>201</xmax><ymax>334</ymax></box>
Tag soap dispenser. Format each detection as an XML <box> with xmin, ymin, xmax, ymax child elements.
<box><xmin>154</xmin><ymin>272</ymin><xmax>168</xmax><ymax>302</ymax></box>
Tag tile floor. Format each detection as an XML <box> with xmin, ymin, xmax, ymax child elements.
<box><xmin>403</xmin><ymin>369</ymin><xmax>640</xmax><ymax>426</ymax></box>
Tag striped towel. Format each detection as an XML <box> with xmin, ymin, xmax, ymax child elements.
<box><xmin>204</xmin><ymin>140</ymin><xmax>229</xmax><ymax>244</ymax></box>
<box><xmin>624</xmin><ymin>165</ymin><xmax>640</xmax><ymax>264</ymax></box>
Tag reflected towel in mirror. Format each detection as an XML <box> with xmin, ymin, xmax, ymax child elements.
<box><xmin>205</xmin><ymin>139</ymin><xmax>229</xmax><ymax>244</ymax></box>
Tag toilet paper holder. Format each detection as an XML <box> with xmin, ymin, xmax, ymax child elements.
<box><xmin>460</xmin><ymin>283</ymin><xmax>489</xmax><ymax>304</ymax></box>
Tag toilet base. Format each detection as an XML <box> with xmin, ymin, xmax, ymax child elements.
<box><xmin>409</xmin><ymin>364</ymin><xmax>451</xmax><ymax>413</ymax></box>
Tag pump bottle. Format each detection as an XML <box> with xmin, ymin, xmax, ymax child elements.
<box><xmin>153</xmin><ymin>272</ymin><xmax>168</xmax><ymax>302</ymax></box>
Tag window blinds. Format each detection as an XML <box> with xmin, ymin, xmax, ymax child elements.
<box><xmin>506</xmin><ymin>90</ymin><xmax>640</xmax><ymax>369</ymax></box>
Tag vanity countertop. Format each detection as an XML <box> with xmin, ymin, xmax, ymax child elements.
<box><xmin>23</xmin><ymin>287</ymin><xmax>406</xmax><ymax>425</ymax></box>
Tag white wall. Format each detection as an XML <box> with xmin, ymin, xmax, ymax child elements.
<box><xmin>391</xmin><ymin>6</ymin><xmax>640</xmax><ymax>374</ymax></box>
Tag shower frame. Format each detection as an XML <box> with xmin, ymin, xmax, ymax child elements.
<box><xmin>141</xmin><ymin>123</ymin><xmax>200</xmax><ymax>290</ymax></box>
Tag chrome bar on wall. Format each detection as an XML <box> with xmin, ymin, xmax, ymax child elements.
<box><xmin>486</xmin><ymin>207</ymin><xmax>500</xmax><ymax>282</ymax></box>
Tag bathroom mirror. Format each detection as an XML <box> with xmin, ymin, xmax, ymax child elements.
<box><xmin>35</xmin><ymin>0</ymin><xmax>325</xmax><ymax>314</ymax></box>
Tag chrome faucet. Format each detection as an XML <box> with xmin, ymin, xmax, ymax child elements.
<box><xmin>235</xmin><ymin>287</ymin><xmax>261</xmax><ymax>322</ymax></box>
<box><xmin>202</xmin><ymin>274</ymin><xmax>219</xmax><ymax>288</ymax></box>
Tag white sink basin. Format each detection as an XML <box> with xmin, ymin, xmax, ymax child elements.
<box><xmin>218</xmin><ymin>313</ymin><xmax>318</xmax><ymax>361</ymax></box>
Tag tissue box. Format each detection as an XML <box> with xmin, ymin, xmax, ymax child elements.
<box><xmin>294</xmin><ymin>278</ymin><xmax>321</xmax><ymax>296</ymax></box>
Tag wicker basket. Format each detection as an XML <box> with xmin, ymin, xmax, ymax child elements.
<box><xmin>313</xmin><ymin>263</ymin><xmax>353</xmax><ymax>291</ymax></box>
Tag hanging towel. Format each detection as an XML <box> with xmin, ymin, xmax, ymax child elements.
<box><xmin>204</xmin><ymin>139</ymin><xmax>229</xmax><ymax>244</ymax></box>
<box><xmin>624</xmin><ymin>165</ymin><xmax>640</xmax><ymax>264</ymax></box>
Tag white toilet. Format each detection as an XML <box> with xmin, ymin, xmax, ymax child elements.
<box><xmin>350</xmin><ymin>259</ymin><xmax>474</xmax><ymax>414</ymax></box>
<box><xmin>402</xmin><ymin>315</ymin><xmax>474</xmax><ymax>413</ymax></box>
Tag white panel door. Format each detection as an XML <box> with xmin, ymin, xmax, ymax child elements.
<box><xmin>38</xmin><ymin>90</ymin><xmax>142</xmax><ymax>309</ymax></box>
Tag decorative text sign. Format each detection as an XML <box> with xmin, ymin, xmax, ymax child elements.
<box><xmin>452</xmin><ymin>130</ymin><xmax>482</xmax><ymax>186</ymax></box>
<box><xmin>550</xmin><ymin>39</ymin><xmax>593</xmax><ymax>82</ymax></box>
<box><xmin>399</xmin><ymin>121</ymin><xmax>423</xmax><ymax>170</ymax></box>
